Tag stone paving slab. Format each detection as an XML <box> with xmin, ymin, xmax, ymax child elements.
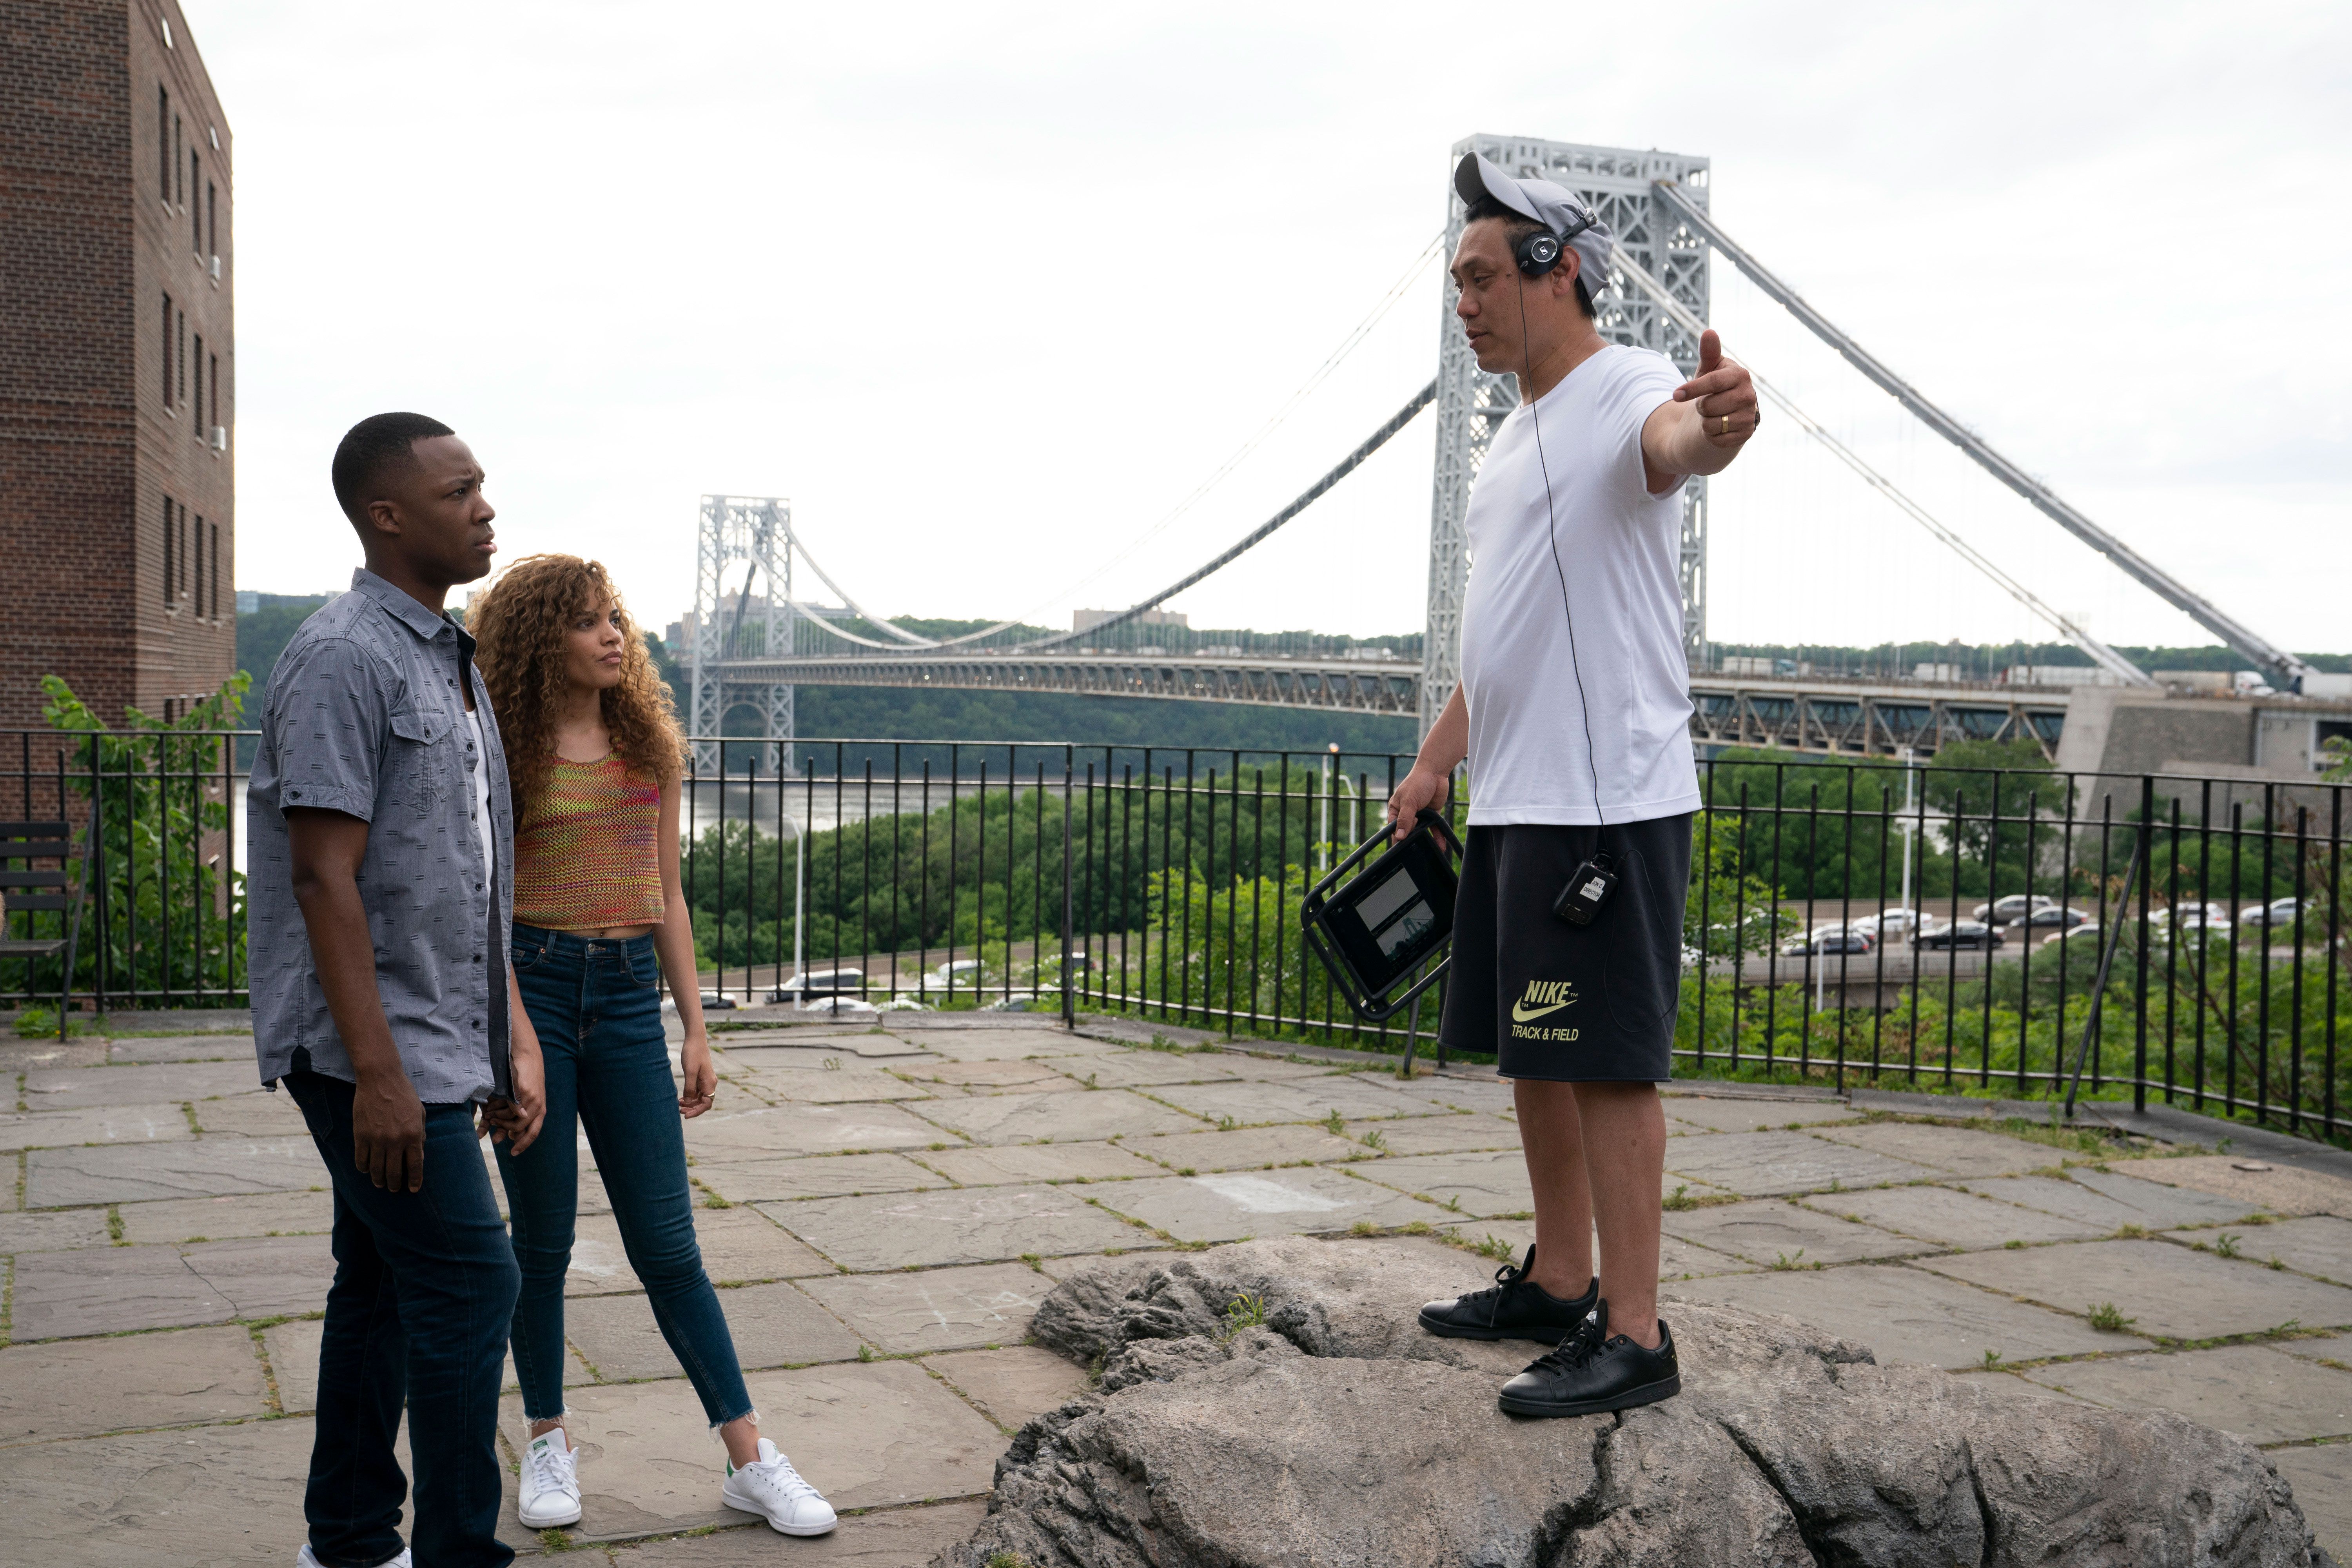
<box><xmin>798</xmin><ymin>1261</ymin><xmax>1049</xmax><ymax>1354</ymax></box>
<box><xmin>1947</xmin><ymin>1368</ymin><xmax>2097</xmax><ymax>1406</ymax></box>
<box><xmin>10</xmin><ymin>1245</ymin><xmax>231</xmax><ymax>1338</ymax></box>
<box><xmin>0</xmin><ymin>1040</ymin><xmax>105</xmax><ymax>1072</ymax></box>
<box><xmin>1797</xmin><ymin>1183</ymin><xmax>2101</xmax><ymax>1250</ymax></box>
<box><xmin>1653</xmin><ymin>1234</ymin><xmax>1760</xmax><ymax>1281</ymax></box>
<box><xmin>1954</xmin><ymin>1172</ymin><xmax>2253</xmax><ymax>1232</ymax></box>
<box><xmin>2163</xmin><ymin>1216</ymin><xmax>2352</xmax><ymax>1287</ymax></box>
<box><xmin>1666</xmin><ymin>1263</ymin><xmax>2150</xmax><ymax>1367</ymax></box>
<box><xmin>105</xmin><ymin>1033</ymin><xmax>256</xmax><ymax>1063</ymax></box>
<box><xmin>908</xmin><ymin>1029</ymin><xmax>1114</xmax><ymax>1062</ymax></box>
<box><xmin>692</xmin><ymin>1207</ymin><xmax>838</xmax><ymax>1284</ymax></box>
<box><xmin>187</xmin><ymin>1091</ymin><xmax>312</xmax><ymax>1138</ymax></box>
<box><xmin>0</xmin><ymin>1407</ymin><xmax>319</xmax><ymax>1561</ymax></box>
<box><xmin>729</xmin><ymin>1067</ymin><xmax>938</xmax><ymax>1105</ymax></box>
<box><xmin>767</xmin><ymin>1183</ymin><xmax>1140</xmax><ymax>1270</ymax></box>
<box><xmin>1042</xmin><ymin>1050</ymin><xmax>1244</xmax><ymax>1089</ymax></box>
<box><xmin>506</xmin><ymin>1359</ymin><xmax>1002</xmax><ymax>1539</ymax></box>
<box><xmin>2270</xmin><ymin>1443</ymin><xmax>2352</xmax><ymax>1567</ymax></box>
<box><xmin>1379</xmin><ymin>1075</ymin><xmax>1519</xmax><ymax>1115</ymax></box>
<box><xmin>2068</xmin><ymin>1165</ymin><xmax>2278</xmax><ymax>1225</ymax></box>
<box><xmin>681</xmin><ymin>1102</ymin><xmax>944</xmax><ymax>1159</ymax></box>
<box><xmin>1918</xmin><ymin>1239</ymin><xmax>2352</xmax><ymax>1339</ymax></box>
<box><xmin>2123</xmin><ymin>1154</ymin><xmax>2352</xmax><ymax>1218</ymax></box>
<box><xmin>922</xmin><ymin>1345</ymin><xmax>1090</xmax><ymax>1431</ymax></box>
<box><xmin>896</xmin><ymin>1056</ymin><xmax>1092</xmax><ymax>1089</ymax></box>
<box><xmin>1657</xmin><ymin>1096</ymin><xmax>1868</xmax><ymax>1133</ymax></box>
<box><xmin>1126</xmin><ymin>1123</ymin><xmax>1366</xmax><ymax>1173</ymax></box>
<box><xmin>1662</xmin><ymin>1199</ymin><xmax>1926</xmax><ymax>1267</ymax></box>
<box><xmin>0</xmin><ymin>1209</ymin><xmax>113</xmax><ymax>1252</ymax></box>
<box><xmin>913</xmin><ymin>1139</ymin><xmax>1164</xmax><ymax>1187</ymax></box>
<box><xmin>1216</xmin><ymin>1053</ymin><xmax>1367</xmax><ymax>1082</ymax></box>
<box><xmin>1097</xmin><ymin>1168</ymin><xmax>1443</xmax><ymax>1243</ymax></box>
<box><xmin>266</xmin><ymin>1317</ymin><xmax>528</xmax><ymax>1412</ymax></box>
<box><xmin>1806</xmin><ymin>1121</ymin><xmax>2056</xmax><ymax>1178</ymax></box>
<box><xmin>1035</xmin><ymin>1249</ymin><xmax>1170</xmax><ymax>1284</ymax></box>
<box><xmin>1338</xmin><ymin>1114</ymin><xmax>1518</xmax><ymax>1157</ymax></box>
<box><xmin>0</xmin><ymin>1104</ymin><xmax>192</xmax><ymax>1150</ymax></box>
<box><xmin>0</xmin><ymin>1323</ymin><xmax>265</xmax><ymax>1443</ymax></box>
<box><xmin>907</xmin><ymin>1087</ymin><xmax>1201</xmax><ymax>1145</ymax></box>
<box><xmin>1349</xmin><ymin>1149</ymin><xmax>1533</xmax><ymax>1219</ymax></box>
<box><xmin>27</xmin><ymin>1136</ymin><xmax>321</xmax><ymax>1206</ymax></box>
<box><xmin>566</xmin><ymin>1282</ymin><xmax>863</xmax><ymax>1381</ymax></box>
<box><xmin>181</xmin><ymin>1234</ymin><xmax>337</xmax><ymax>1318</ymax></box>
<box><xmin>2274</xmin><ymin>1332</ymin><xmax>2349</xmax><ymax>1367</ymax></box>
<box><xmin>22</xmin><ymin>1061</ymin><xmax>264</xmax><ymax>1108</ymax></box>
<box><xmin>117</xmin><ymin>1187</ymin><xmax>335</xmax><ymax>1245</ymax></box>
<box><xmin>1144</xmin><ymin>1076</ymin><xmax>1439</xmax><ymax>1127</ymax></box>
<box><xmin>610</xmin><ymin>1499</ymin><xmax>993</xmax><ymax>1566</ymax></box>
<box><xmin>693</xmin><ymin>1152</ymin><xmax>946</xmax><ymax>1205</ymax></box>
<box><xmin>2022</xmin><ymin>1343</ymin><xmax>2352</xmax><ymax>1445</ymax></box>
<box><xmin>1659</xmin><ymin>1129</ymin><xmax>1940</xmax><ymax>1196</ymax></box>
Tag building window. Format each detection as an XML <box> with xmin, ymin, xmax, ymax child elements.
<box><xmin>161</xmin><ymin>293</ymin><xmax>173</xmax><ymax>407</ymax></box>
<box><xmin>207</xmin><ymin>183</ymin><xmax>216</xmax><ymax>260</ymax></box>
<box><xmin>209</xmin><ymin>354</ymin><xmax>219</xmax><ymax>438</ymax></box>
<box><xmin>173</xmin><ymin>115</ymin><xmax>182</xmax><ymax>207</ymax></box>
<box><xmin>191</xmin><ymin>152</ymin><xmax>201</xmax><ymax>252</ymax></box>
<box><xmin>210</xmin><ymin>522</ymin><xmax>221</xmax><ymax>619</ymax></box>
<box><xmin>192</xmin><ymin>334</ymin><xmax>203</xmax><ymax>430</ymax></box>
<box><xmin>178</xmin><ymin>309</ymin><xmax>187</xmax><ymax>406</ymax></box>
<box><xmin>194</xmin><ymin>513</ymin><xmax>205</xmax><ymax>616</ymax></box>
<box><xmin>159</xmin><ymin>89</ymin><xmax>171</xmax><ymax>199</ymax></box>
<box><xmin>162</xmin><ymin>495</ymin><xmax>174</xmax><ymax>605</ymax></box>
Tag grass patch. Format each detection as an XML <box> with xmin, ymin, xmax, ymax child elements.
<box><xmin>2087</xmin><ymin>1301</ymin><xmax>2138</xmax><ymax>1333</ymax></box>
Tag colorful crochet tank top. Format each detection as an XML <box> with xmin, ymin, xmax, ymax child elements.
<box><xmin>512</xmin><ymin>754</ymin><xmax>665</xmax><ymax>931</ymax></box>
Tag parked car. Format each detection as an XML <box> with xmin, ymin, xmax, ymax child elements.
<box><xmin>2042</xmin><ymin>922</ymin><xmax>2102</xmax><ymax>949</ymax></box>
<box><xmin>2155</xmin><ymin>905</ymin><xmax>2233</xmax><ymax>935</ymax></box>
<box><xmin>1780</xmin><ymin>927</ymin><xmax>1877</xmax><ymax>957</ymax></box>
<box><xmin>1915</xmin><ymin>920</ymin><xmax>2004</xmax><ymax>950</ymax></box>
<box><xmin>2240</xmin><ymin>897</ymin><xmax>2305</xmax><ymax>928</ymax></box>
<box><xmin>2012</xmin><ymin>904</ymin><xmax>2091</xmax><ymax>933</ymax></box>
<box><xmin>1973</xmin><ymin>894</ymin><xmax>2056</xmax><ymax>925</ymax></box>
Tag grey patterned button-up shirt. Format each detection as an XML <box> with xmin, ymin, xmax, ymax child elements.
<box><xmin>247</xmin><ymin>569</ymin><xmax>515</xmax><ymax>1104</ymax></box>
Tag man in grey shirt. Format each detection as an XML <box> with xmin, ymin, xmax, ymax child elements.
<box><xmin>249</xmin><ymin>412</ymin><xmax>544</xmax><ymax>1568</ymax></box>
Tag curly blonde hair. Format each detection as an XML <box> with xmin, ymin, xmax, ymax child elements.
<box><xmin>467</xmin><ymin>554</ymin><xmax>685</xmax><ymax>816</ymax></box>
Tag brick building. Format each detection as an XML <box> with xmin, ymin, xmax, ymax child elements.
<box><xmin>0</xmin><ymin>0</ymin><xmax>233</xmax><ymax>731</ymax></box>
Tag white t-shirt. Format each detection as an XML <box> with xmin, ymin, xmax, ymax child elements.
<box><xmin>465</xmin><ymin>709</ymin><xmax>495</xmax><ymax>890</ymax></box>
<box><xmin>1458</xmin><ymin>343</ymin><xmax>1701</xmax><ymax>826</ymax></box>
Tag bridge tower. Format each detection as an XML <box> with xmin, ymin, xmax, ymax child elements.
<box><xmin>688</xmin><ymin>495</ymin><xmax>797</xmax><ymax>773</ymax></box>
<box><xmin>1420</xmin><ymin>136</ymin><xmax>1713</xmax><ymax>733</ymax></box>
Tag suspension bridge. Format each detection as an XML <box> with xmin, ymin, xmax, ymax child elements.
<box><xmin>682</xmin><ymin>136</ymin><xmax>2350</xmax><ymax>776</ymax></box>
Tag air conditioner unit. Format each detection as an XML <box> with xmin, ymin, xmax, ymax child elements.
<box><xmin>209</xmin><ymin>255</ymin><xmax>221</xmax><ymax>280</ymax></box>
<box><xmin>210</xmin><ymin>426</ymin><xmax>227</xmax><ymax>452</ymax></box>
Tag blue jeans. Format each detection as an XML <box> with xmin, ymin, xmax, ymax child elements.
<box><xmin>284</xmin><ymin>1062</ymin><xmax>519</xmax><ymax>1568</ymax></box>
<box><xmin>495</xmin><ymin>925</ymin><xmax>754</xmax><ymax>1428</ymax></box>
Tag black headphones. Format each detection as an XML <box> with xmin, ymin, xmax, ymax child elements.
<box><xmin>1513</xmin><ymin>209</ymin><xmax>1598</xmax><ymax>278</ymax></box>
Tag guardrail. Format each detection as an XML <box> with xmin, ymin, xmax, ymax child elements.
<box><xmin>3</xmin><ymin>730</ymin><xmax>2340</xmax><ymax>1145</ymax></box>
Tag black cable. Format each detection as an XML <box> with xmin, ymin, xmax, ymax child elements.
<box><xmin>1516</xmin><ymin>276</ymin><xmax>1608</xmax><ymax>837</ymax></box>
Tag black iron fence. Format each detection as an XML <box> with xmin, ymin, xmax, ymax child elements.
<box><xmin>4</xmin><ymin>730</ymin><xmax>2342</xmax><ymax>1144</ymax></box>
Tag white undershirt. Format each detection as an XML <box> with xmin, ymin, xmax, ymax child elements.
<box><xmin>465</xmin><ymin>709</ymin><xmax>495</xmax><ymax>889</ymax></box>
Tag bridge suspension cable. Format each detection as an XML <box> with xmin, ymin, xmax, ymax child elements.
<box><xmin>1606</xmin><ymin>245</ymin><xmax>2155</xmax><ymax>687</ymax></box>
<box><xmin>1650</xmin><ymin>179</ymin><xmax>2313</xmax><ymax>690</ymax></box>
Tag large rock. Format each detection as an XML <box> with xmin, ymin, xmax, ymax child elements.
<box><xmin>942</xmin><ymin>1237</ymin><xmax>2330</xmax><ymax>1568</ymax></box>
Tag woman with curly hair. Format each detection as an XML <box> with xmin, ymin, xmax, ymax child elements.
<box><xmin>466</xmin><ymin>554</ymin><xmax>835</xmax><ymax>1539</ymax></box>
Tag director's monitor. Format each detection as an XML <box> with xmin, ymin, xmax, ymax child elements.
<box><xmin>1299</xmin><ymin>809</ymin><xmax>1462</xmax><ymax>1024</ymax></box>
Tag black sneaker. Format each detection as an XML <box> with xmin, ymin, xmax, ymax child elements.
<box><xmin>1496</xmin><ymin>1300</ymin><xmax>1681</xmax><ymax>1417</ymax></box>
<box><xmin>1417</xmin><ymin>1246</ymin><xmax>1597</xmax><ymax>1345</ymax></box>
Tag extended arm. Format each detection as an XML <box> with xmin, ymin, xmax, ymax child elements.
<box><xmin>650</xmin><ymin>777</ymin><xmax>715</xmax><ymax>1117</ymax></box>
<box><xmin>1641</xmin><ymin>328</ymin><xmax>1758</xmax><ymax>491</ymax></box>
<box><xmin>287</xmin><ymin>808</ymin><xmax>425</xmax><ymax>1191</ymax></box>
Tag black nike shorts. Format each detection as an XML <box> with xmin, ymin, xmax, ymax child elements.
<box><xmin>1437</xmin><ymin>813</ymin><xmax>1693</xmax><ymax>1082</ymax></box>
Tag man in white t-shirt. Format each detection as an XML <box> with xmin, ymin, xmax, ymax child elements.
<box><xmin>1392</xmin><ymin>153</ymin><xmax>1758</xmax><ymax>1417</ymax></box>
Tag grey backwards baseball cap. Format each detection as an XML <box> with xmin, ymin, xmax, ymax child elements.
<box><xmin>1454</xmin><ymin>151</ymin><xmax>1613</xmax><ymax>296</ymax></box>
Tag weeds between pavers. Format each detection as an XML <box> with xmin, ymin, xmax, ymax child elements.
<box><xmin>2087</xmin><ymin>1301</ymin><xmax>2138</xmax><ymax>1333</ymax></box>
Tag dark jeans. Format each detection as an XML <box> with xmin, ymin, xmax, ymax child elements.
<box><xmin>284</xmin><ymin>1063</ymin><xmax>520</xmax><ymax>1568</ymax></box>
<box><xmin>495</xmin><ymin>924</ymin><xmax>754</xmax><ymax>1428</ymax></box>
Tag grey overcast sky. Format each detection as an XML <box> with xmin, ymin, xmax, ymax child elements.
<box><xmin>189</xmin><ymin>0</ymin><xmax>2350</xmax><ymax>652</ymax></box>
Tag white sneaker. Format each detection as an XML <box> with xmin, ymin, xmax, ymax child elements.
<box><xmin>722</xmin><ymin>1437</ymin><xmax>837</xmax><ymax>1536</ymax></box>
<box><xmin>296</xmin><ymin>1548</ymin><xmax>410</xmax><ymax>1566</ymax></box>
<box><xmin>516</xmin><ymin>1429</ymin><xmax>583</xmax><ymax>1528</ymax></box>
